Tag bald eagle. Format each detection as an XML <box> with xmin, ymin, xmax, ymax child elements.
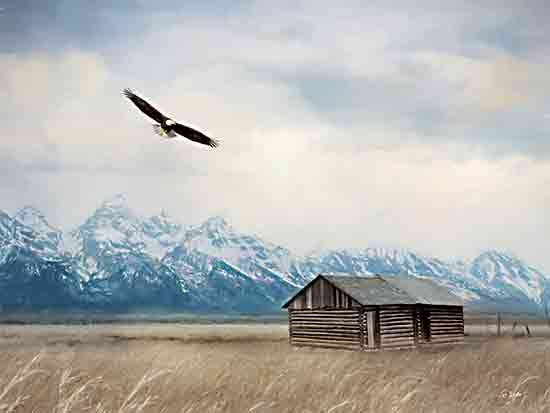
<box><xmin>123</xmin><ymin>89</ymin><xmax>219</xmax><ymax>148</ymax></box>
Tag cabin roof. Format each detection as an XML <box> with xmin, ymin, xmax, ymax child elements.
<box><xmin>282</xmin><ymin>274</ymin><xmax>463</xmax><ymax>308</ymax></box>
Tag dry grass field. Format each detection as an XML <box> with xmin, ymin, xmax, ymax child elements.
<box><xmin>1</xmin><ymin>323</ymin><xmax>550</xmax><ymax>412</ymax></box>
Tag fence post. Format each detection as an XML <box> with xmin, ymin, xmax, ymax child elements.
<box><xmin>497</xmin><ymin>312</ymin><xmax>501</xmax><ymax>337</ymax></box>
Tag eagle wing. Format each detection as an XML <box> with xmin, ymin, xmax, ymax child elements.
<box><xmin>123</xmin><ymin>89</ymin><xmax>167</xmax><ymax>124</ymax></box>
<box><xmin>172</xmin><ymin>122</ymin><xmax>220</xmax><ymax>148</ymax></box>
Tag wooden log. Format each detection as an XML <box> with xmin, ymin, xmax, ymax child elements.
<box><xmin>380</xmin><ymin>334</ymin><xmax>416</xmax><ymax>340</ymax></box>
<box><xmin>380</xmin><ymin>334</ymin><xmax>415</xmax><ymax>340</ymax></box>
<box><xmin>292</xmin><ymin>331</ymin><xmax>362</xmax><ymax>338</ymax></box>
<box><xmin>379</xmin><ymin>311</ymin><xmax>414</xmax><ymax>316</ymax></box>
<box><xmin>430</xmin><ymin>328</ymin><xmax>464</xmax><ymax>333</ymax></box>
<box><xmin>292</xmin><ymin>328</ymin><xmax>362</xmax><ymax>335</ymax></box>
<box><xmin>380</xmin><ymin>340</ymin><xmax>414</xmax><ymax>347</ymax></box>
<box><xmin>380</xmin><ymin>326</ymin><xmax>415</xmax><ymax>333</ymax></box>
<box><xmin>381</xmin><ymin>342</ymin><xmax>415</xmax><ymax>348</ymax></box>
<box><xmin>380</xmin><ymin>339</ymin><xmax>414</xmax><ymax>346</ymax></box>
<box><xmin>290</xmin><ymin>317</ymin><xmax>360</xmax><ymax>323</ymax></box>
<box><xmin>291</xmin><ymin>338</ymin><xmax>361</xmax><ymax>346</ymax></box>
<box><xmin>380</xmin><ymin>312</ymin><xmax>415</xmax><ymax>317</ymax></box>
<box><xmin>291</xmin><ymin>337</ymin><xmax>361</xmax><ymax>345</ymax></box>
<box><xmin>292</xmin><ymin>337</ymin><xmax>355</xmax><ymax>344</ymax></box>
<box><xmin>380</xmin><ymin>328</ymin><xmax>415</xmax><ymax>334</ymax></box>
<box><xmin>291</xmin><ymin>320</ymin><xmax>361</xmax><ymax>326</ymax></box>
<box><xmin>379</xmin><ymin>317</ymin><xmax>415</xmax><ymax>323</ymax></box>
<box><xmin>292</xmin><ymin>330</ymin><xmax>361</xmax><ymax>337</ymax></box>
<box><xmin>291</xmin><ymin>320</ymin><xmax>359</xmax><ymax>325</ymax></box>
<box><xmin>380</xmin><ymin>310</ymin><xmax>415</xmax><ymax>316</ymax></box>
<box><xmin>290</xmin><ymin>310</ymin><xmax>360</xmax><ymax>315</ymax></box>
<box><xmin>429</xmin><ymin>334</ymin><xmax>464</xmax><ymax>340</ymax></box>
<box><xmin>291</xmin><ymin>332</ymin><xmax>361</xmax><ymax>339</ymax></box>
<box><xmin>380</xmin><ymin>331</ymin><xmax>415</xmax><ymax>336</ymax></box>
<box><xmin>290</xmin><ymin>320</ymin><xmax>361</xmax><ymax>326</ymax></box>
<box><xmin>292</xmin><ymin>334</ymin><xmax>360</xmax><ymax>343</ymax></box>
<box><xmin>290</xmin><ymin>314</ymin><xmax>361</xmax><ymax>319</ymax></box>
<box><xmin>379</xmin><ymin>318</ymin><xmax>414</xmax><ymax>324</ymax></box>
<box><xmin>292</xmin><ymin>342</ymin><xmax>361</xmax><ymax>350</ymax></box>
<box><xmin>290</xmin><ymin>315</ymin><xmax>360</xmax><ymax>320</ymax></box>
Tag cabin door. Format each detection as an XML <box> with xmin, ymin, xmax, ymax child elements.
<box><xmin>366</xmin><ymin>311</ymin><xmax>376</xmax><ymax>349</ymax></box>
<box><xmin>417</xmin><ymin>306</ymin><xmax>430</xmax><ymax>343</ymax></box>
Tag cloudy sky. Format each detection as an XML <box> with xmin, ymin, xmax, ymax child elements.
<box><xmin>1</xmin><ymin>0</ymin><xmax>549</xmax><ymax>270</ymax></box>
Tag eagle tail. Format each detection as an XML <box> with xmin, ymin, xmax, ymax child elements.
<box><xmin>153</xmin><ymin>124</ymin><xmax>167</xmax><ymax>138</ymax></box>
<box><xmin>153</xmin><ymin>124</ymin><xmax>177</xmax><ymax>138</ymax></box>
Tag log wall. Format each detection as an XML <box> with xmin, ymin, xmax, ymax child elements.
<box><xmin>287</xmin><ymin>304</ymin><xmax>464</xmax><ymax>350</ymax></box>
<box><xmin>288</xmin><ymin>309</ymin><xmax>362</xmax><ymax>350</ymax></box>
<box><xmin>378</xmin><ymin>305</ymin><xmax>416</xmax><ymax>349</ymax></box>
<box><xmin>426</xmin><ymin>305</ymin><xmax>464</xmax><ymax>345</ymax></box>
<box><xmin>287</xmin><ymin>277</ymin><xmax>361</xmax><ymax>310</ymax></box>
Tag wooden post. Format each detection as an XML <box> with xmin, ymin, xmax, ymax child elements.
<box><xmin>497</xmin><ymin>312</ymin><xmax>501</xmax><ymax>337</ymax></box>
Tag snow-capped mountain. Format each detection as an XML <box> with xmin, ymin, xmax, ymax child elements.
<box><xmin>15</xmin><ymin>206</ymin><xmax>63</xmax><ymax>253</ymax></box>
<box><xmin>0</xmin><ymin>210</ymin><xmax>82</xmax><ymax>309</ymax></box>
<box><xmin>181</xmin><ymin>216</ymin><xmax>309</xmax><ymax>286</ymax></box>
<box><xmin>0</xmin><ymin>196</ymin><xmax>548</xmax><ymax>313</ymax></box>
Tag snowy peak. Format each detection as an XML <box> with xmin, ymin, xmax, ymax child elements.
<box><xmin>203</xmin><ymin>216</ymin><xmax>229</xmax><ymax>230</ymax></box>
<box><xmin>15</xmin><ymin>206</ymin><xmax>62</xmax><ymax>249</ymax></box>
<box><xmin>0</xmin><ymin>210</ymin><xmax>62</xmax><ymax>260</ymax></box>
<box><xmin>182</xmin><ymin>217</ymin><xmax>306</xmax><ymax>286</ymax></box>
<box><xmin>143</xmin><ymin>212</ymin><xmax>182</xmax><ymax>239</ymax></box>
<box><xmin>73</xmin><ymin>195</ymin><xmax>184</xmax><ymax>256</ymax></box>
<box><xmin>184</xmin><ymin>216</ymin><xmax>232</xmax><ymax>249</ymax></box>
<box><xmin>15</xmin><ymin>206</ymin><xmax>48</xmax><ymax>228</ymax></box>
<box><xmin>470</xmin><ymin>250</ymin><xmax>548</xmax><ymax>304</ymax></box>
<box><xmin>0</xmin><ymin>211</ymin><xmax>15</xmax><ymax>241</ymax></box>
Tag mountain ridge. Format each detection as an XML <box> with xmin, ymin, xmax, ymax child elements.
<box><xmin>1</xmin><ymin>195</ymin><xmax>548</xmax><ymax>313</ymax></box>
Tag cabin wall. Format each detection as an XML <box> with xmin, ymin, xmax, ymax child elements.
<box><xmin>426</xmin><ymin>305</ymin><xmax>464</xmax><ymax>344</ymax></box>
<box><xmin>377</xmin><ymin>305</ymin><xmax>416</xmax><ymax>349</ymax></box>
<box><xmin>287</xmin><ymin>277</ymin><xmax>360</xmax><ymax>310</ymax></box>
<box><xmin>288</xmin><ymin>309</ymin><xmax>362</xmax><ymax>350</ymax></box>
<box><xmin>287</xmin><ymin>304</ymin><xmax>465</xmax><ymax>351</ymax></box>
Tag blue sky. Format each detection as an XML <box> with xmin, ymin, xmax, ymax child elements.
<box><xmin>1</xmin><ymin>1</ymin><xmax>549</xmax><ymax>270</ymax></box>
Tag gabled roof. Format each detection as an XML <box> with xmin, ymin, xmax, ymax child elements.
<box><xmin>282</xmin><ymin>274</ymin><xmax>463</xmax><ymax>308</ymax></box>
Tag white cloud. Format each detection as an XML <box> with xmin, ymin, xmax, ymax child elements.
<box><xmin>1</xmin><ymin>1</ymin><xmax>550</xmax><ymax>273</ymax></box>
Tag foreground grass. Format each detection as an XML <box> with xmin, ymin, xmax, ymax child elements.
<box><xmin>0</xmin><ymin>325</ymin><xmax>550</xmax><ymax>412</ymax></box>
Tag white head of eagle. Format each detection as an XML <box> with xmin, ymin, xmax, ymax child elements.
<box><xmin>165</xmin><ymin>119</ymin><xmax>175</xmax><ymax>127</ymax></box>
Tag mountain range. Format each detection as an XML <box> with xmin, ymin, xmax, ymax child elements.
<box><xmin>1</xmin><ymin>194</ymin><xmax>548</xmax><ymax>314</ymax></box>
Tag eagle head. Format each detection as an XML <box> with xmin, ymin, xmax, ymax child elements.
<box><xmin>165</xmin><ymin>119</ymin><xmax>175</xmax><ymax>127</ymax></box>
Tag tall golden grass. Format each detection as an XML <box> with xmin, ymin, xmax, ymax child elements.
<box><xmin>1</xmin><ymin>324</ymin><xmax>550</xmax><ymax>412</ymax></box>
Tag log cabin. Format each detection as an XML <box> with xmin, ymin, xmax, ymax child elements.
<box><xmin>282</xmin><ymin>274</ymin><xmax>464</xmax><ymax>350</ymax></box>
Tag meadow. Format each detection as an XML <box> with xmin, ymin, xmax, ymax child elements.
<box><xmin>0</xmin><ymin>323</ymin><xmax>550</xmax><ymax>412</ymax></box>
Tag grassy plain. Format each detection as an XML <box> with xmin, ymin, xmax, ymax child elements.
<box><xmin>0</xmin><ymin>323</ymin><xmax>549</xmax><ymax>412</ymax></box>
